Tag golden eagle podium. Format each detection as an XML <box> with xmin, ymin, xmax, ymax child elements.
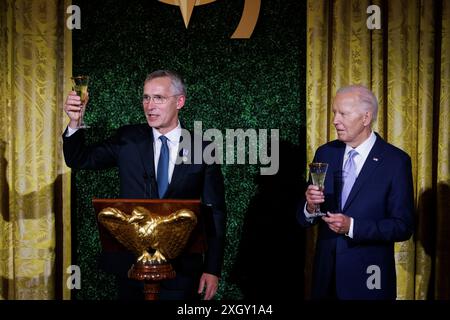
<box><xmin>92</xmin><ymin>199</ymin><xmax>204</xmax><ymax>300</ymax></box>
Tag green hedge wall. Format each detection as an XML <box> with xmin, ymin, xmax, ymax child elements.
<box><xmin>71</xmin><ymin>0</ymin><xmax>306</xmax><ymax>300</ymax></box>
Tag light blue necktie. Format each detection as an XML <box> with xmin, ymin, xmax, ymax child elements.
<box><xmin>157</xmin><ymin>135</ymin><xmax>169</xmax><ymax>198</ymax></box>
<box><xmin>341</xmin><ymin>149</ymin><xmax>358</xmax><ymax>209</ymax></box>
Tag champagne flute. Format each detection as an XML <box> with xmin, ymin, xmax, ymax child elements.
<box><xmin>308</xmin><ymin>162</ymin><xmax>329</xmax><ymax>217</ymax></box>
<box><xmin>71</xmin><ymin>75</ymin><xmax>90</xmax><ymax>129</ymax></box>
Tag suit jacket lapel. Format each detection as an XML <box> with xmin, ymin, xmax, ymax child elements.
<box><xmin>136</xmin><ymin>125</ymin><xmax>157</xmax><ymax>190</ymax></box>
<box><xmin>164</xmin><ymin>127</ymin><xmax>194</xmax><ymax>198</ymax></box>
<box><xmin>334</xmin><ymin>143</ymin><xmax>346</xmax><ymax>211</ymax></box>
<box><xmin>165</xmin><ymin>149</ymin><xmax>190</xmax><ymax>198</ymax></box>
<box><xmin>342</xmin><ymin>134</ymin><xmax>386</xmax><ymax>211</ymax></box>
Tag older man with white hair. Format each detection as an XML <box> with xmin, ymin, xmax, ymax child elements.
<box><xmin>298</xmin><ymin>85</ymin><xmax>414</xmax><ymax>300</ymax></box>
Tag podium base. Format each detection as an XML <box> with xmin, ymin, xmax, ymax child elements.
<box><xmin>128</xmin><ymin>262</ymin><xmax>176</xmax><ymax>300</ymax></box>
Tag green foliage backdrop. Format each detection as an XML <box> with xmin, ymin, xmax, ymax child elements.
<box><xmin>72</xmin><ymin>0</ymin><xmax>306</xmax><ymax>299</ymax></box>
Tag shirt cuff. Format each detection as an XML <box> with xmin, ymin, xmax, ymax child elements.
<box><xmin>66</xmin><ymin>126</ymin><xmax>79</xmax><ymax>137</ymax></box>
<box><xmin>303</xmin><ymin>202</ymin><xmax>315</xmax><ymax>223</ymax></box>
<box><xmin>346</xmin><ymin>217</ymin><xmax>354</xmax><ymax>238</ymax></box>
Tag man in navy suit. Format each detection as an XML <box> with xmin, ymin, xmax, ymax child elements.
<box><xmin>298</xmin><ymin>85</ymin><xmax>414</xmax><ymax>300</ymax></box>
<box><xmin>63</xmin><ymin>70</ymin><xmax>226</xmax><ymax>300</ymax></box>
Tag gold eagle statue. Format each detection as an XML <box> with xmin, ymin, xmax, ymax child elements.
<box><xmin>98</xmin><ymin>206</ymin><xmax>197</xmax><ymax>264</ymax></box>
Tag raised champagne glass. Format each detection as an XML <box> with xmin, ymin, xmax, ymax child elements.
<box><xmin>308</xmin><ymin>162</ymin><xmax>329</xmax><ymax>217</ymax></box>
<box><xmin>71</xmin><ymin>75</ymin><xmax>90</xmax><ymax>128</ymax></box>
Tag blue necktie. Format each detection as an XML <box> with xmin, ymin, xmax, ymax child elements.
<box><xmin>341</xmin><ymin>149</ymin><xmax>358</xmax><ymax>209</ymax></box>
<box><xmin>157</xmin><ymin>135</ymin><xmax>169</xmax><ymax>198</ymax></box>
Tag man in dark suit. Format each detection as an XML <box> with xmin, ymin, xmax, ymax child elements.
<box><xmin>63</xmin><ymin>70</ymin><xmax>226</xmax><ymax>300</ymax></box>
<box><xmin>298</xmin><ymin>85</ymin><xmax>414</xmax><ymax>300</ymax></box>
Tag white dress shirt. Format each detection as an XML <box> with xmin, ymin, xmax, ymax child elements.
<box><xmin>66</xmin><ymin>126</ymin><xmax>78</xmax><ymax>137</ymax></box>
<box><xmin>304</xmin><ymin>131</ymin><xmax>377</xmax><ymax>238</ymax></box>
<box><xmin>152</xmin><ymin>123</ymin><xmax>181</xmax><ymax>183</ymax></box>
<box><xmin>342</xmin><ymin>131</ymin><xmax>377</xmax><ymax>178</ymax></box>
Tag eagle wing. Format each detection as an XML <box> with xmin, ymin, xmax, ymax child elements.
<box><xmin>98</xmin><ymin>207</ymin><xmax>146</xmax><ymax>256</ymax></box>
<box><xmin>149</xmin><ymin>209</ymin><xmax>197</xmax><ymax>259</ymax></box>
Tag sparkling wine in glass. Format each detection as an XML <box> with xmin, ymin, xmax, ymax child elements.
<box><xmin>71</xmin><ymin>75</ymin><xmax>90</xmax><ymax>129</ymax></box>
<box><xmin>309</xmin><ymin>162</ymin><xmax>329</xmax><ymax>217</ymax></box>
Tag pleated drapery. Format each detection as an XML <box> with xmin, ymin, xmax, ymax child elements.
<box><xmin>0</xmin><ymin>0</ymin><xmax>72</xmax><ymax>299</ymax></box>
<box><xmin>306</xmin><ymin>0</ymin><xmax>450</xmax><ymax>300</ymax></box>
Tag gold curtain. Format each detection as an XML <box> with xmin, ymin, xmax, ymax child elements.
<box><xmin>0</xmin><ymin>0</ymin><xmax>72</xmax><ymax>299</ymax></box>
<box><xmin>306</xmin><ymin>0</ymin><xmax>450</xmax><ymax>299</ymax></box>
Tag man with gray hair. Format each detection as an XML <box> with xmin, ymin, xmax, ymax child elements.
<box><xmin>63</xmin><ymin>70</ymin><xmax>226</xmax><ymax>300</ymax></box>
<box><xmin>297</xmin><ymin>85</ymin><xmax>414</xmax><ymax>299</ymax></box>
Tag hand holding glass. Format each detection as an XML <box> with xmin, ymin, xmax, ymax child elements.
<box><xmin>71</xmin><ymin>75</ymin><xmax>89</xmax><ymax>129</ymax></box>
<box><xmin>308</xmin><ymin>162</ymin><xmax>329</xmax><ymax>217</ymax></box>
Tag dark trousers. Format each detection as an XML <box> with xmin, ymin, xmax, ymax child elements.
<box><xmin>325</xmin><ymin>267</ymin><xmax>338</xmax><ymax>300</ymax></box>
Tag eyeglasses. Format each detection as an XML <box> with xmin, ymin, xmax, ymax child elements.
<box><xmin>142</xmin><ymin>94</ymin><xmax>180</xmax><ymax>104</ymax></box>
